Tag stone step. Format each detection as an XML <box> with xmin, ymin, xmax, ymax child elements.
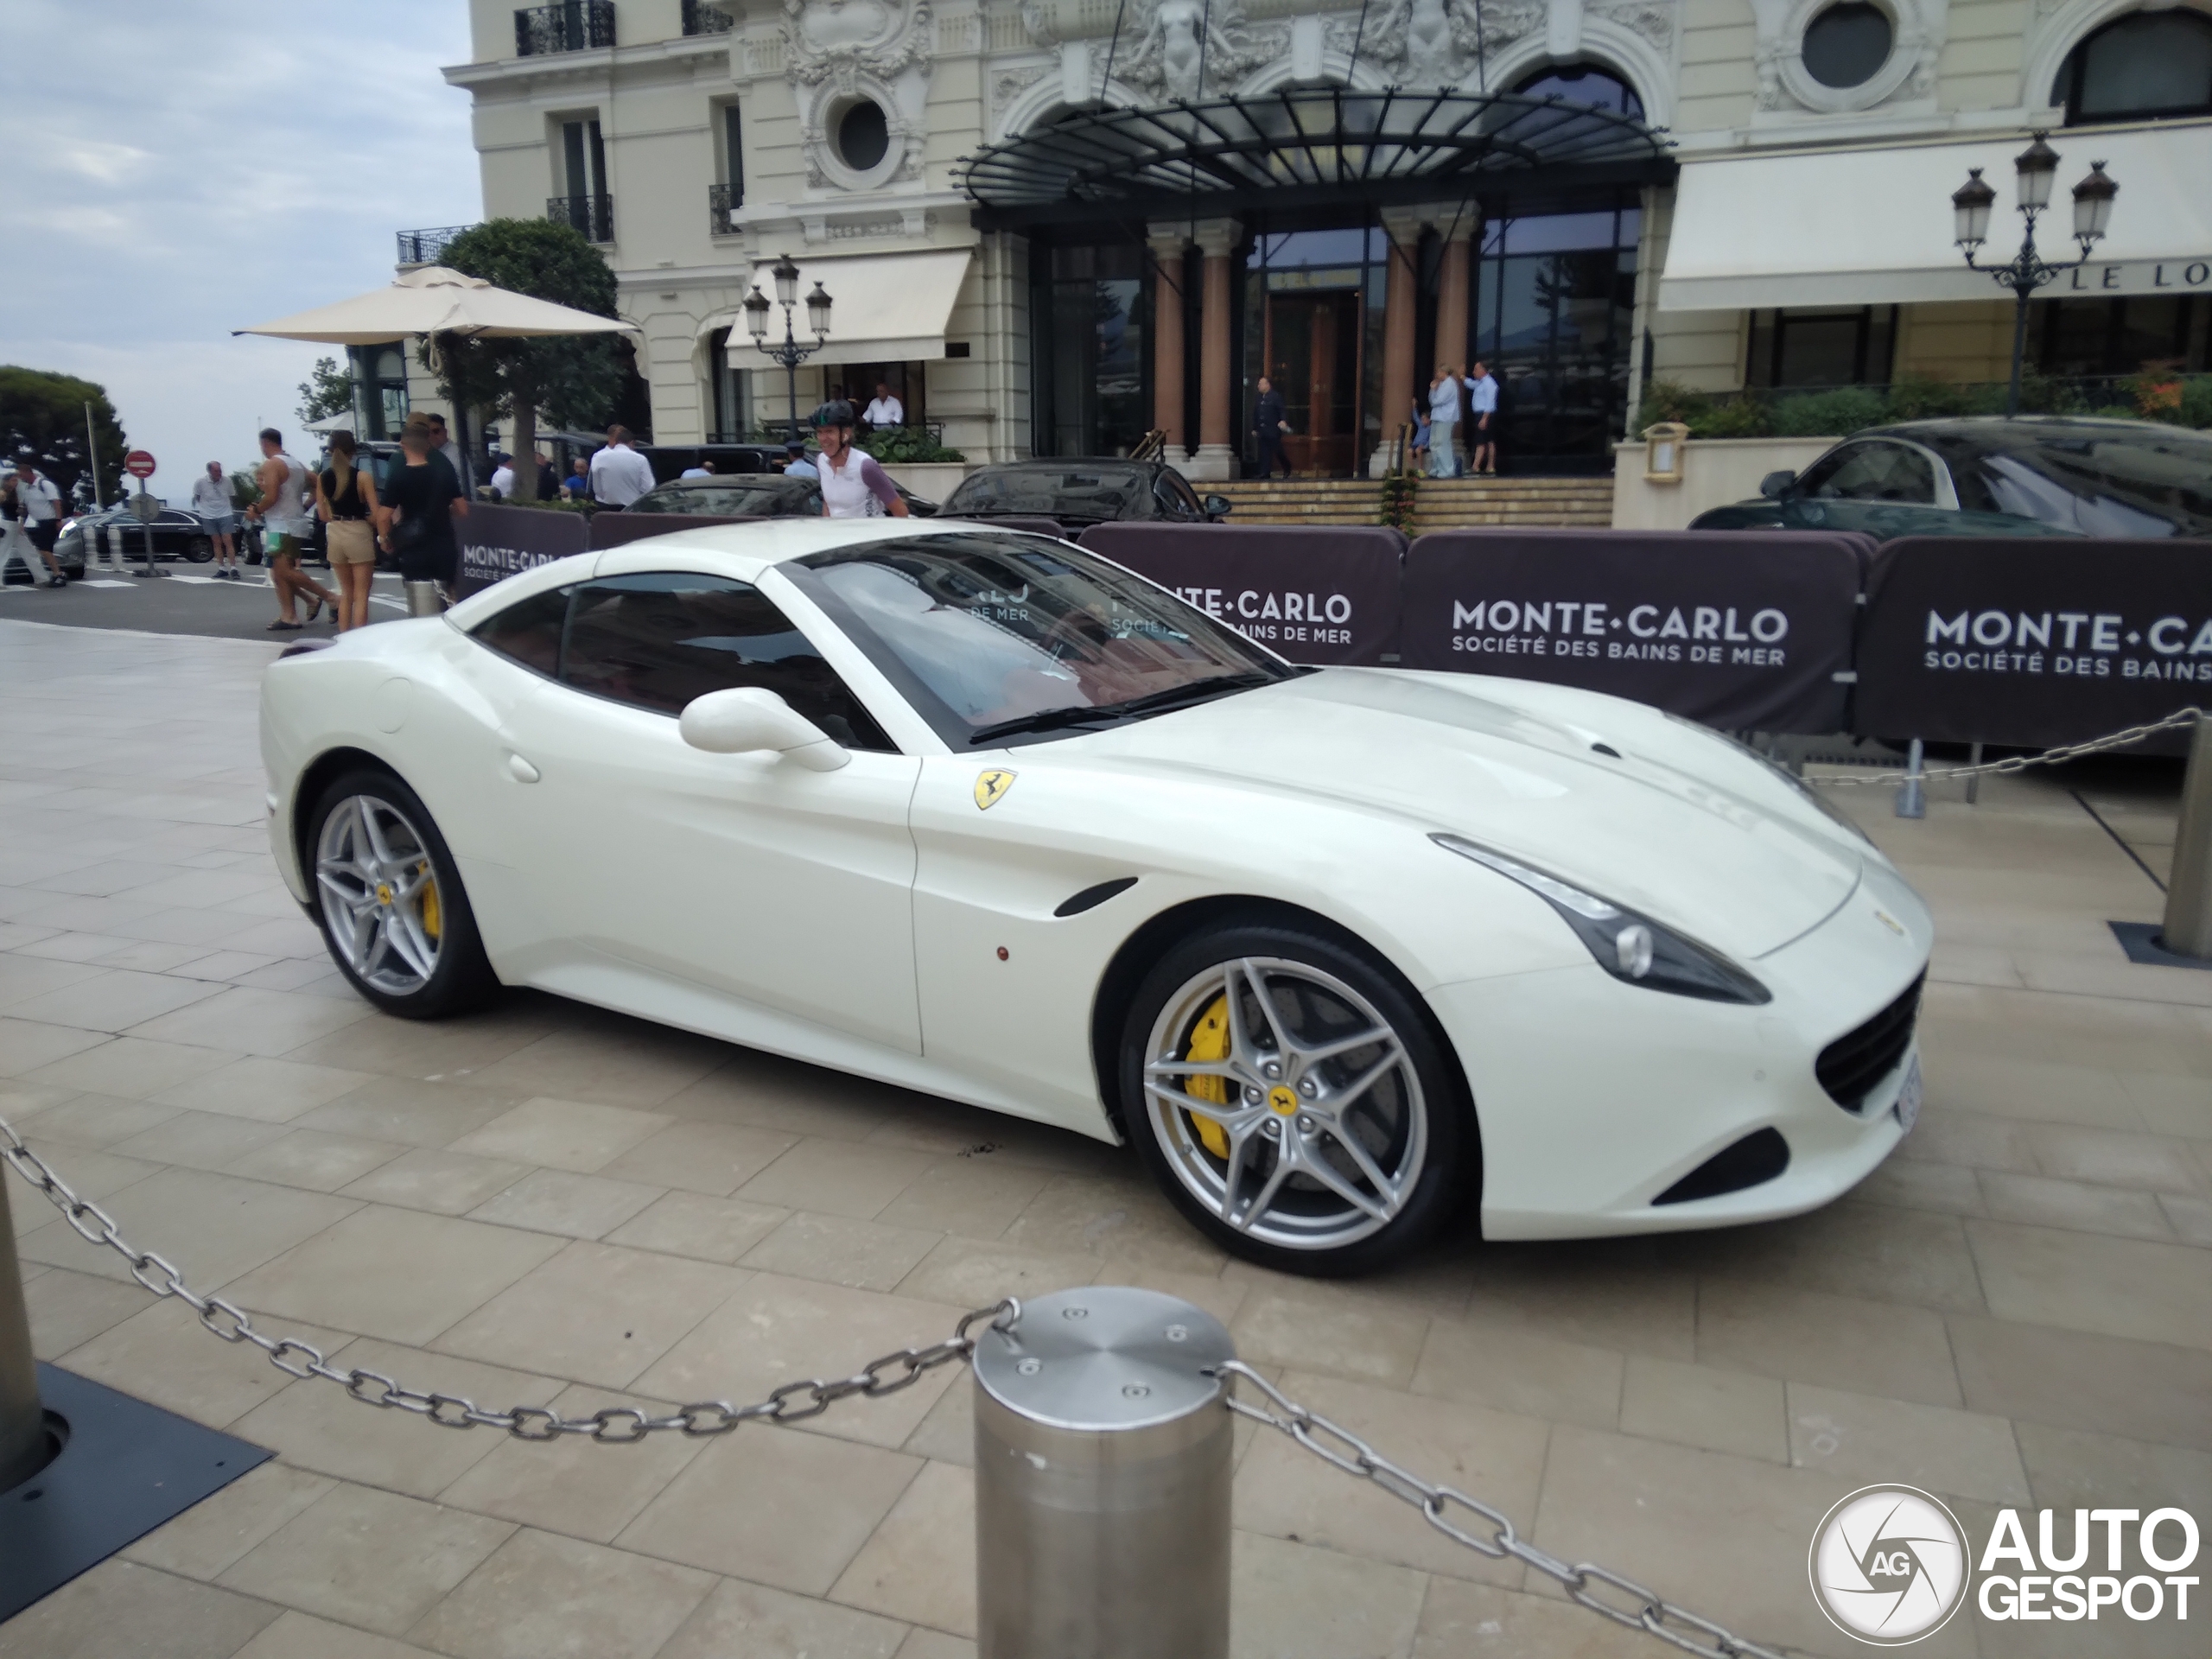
<box><xmin>1211</xmin><ymin>474</ymin><xmax>1613</xmax><ymax>530</ymax></box>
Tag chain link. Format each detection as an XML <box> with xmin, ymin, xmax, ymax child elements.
<box><xmin>1214</xmin><ymin>1363</ymin><xmax>1787</xmax><ymax>1659</ymax></box>
<box><xmin>1818</xmin><ymin>706</ymin><xmax>2203</xmax><ymax>786</ymax></box>
<box><xmin>1</xmin><ymin>1111</ymin><xmax>1016</xmax><ymax>1441</ymax></box>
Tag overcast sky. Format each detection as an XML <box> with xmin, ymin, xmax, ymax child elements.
<box><xmin>0</xmin><ymin>0</ymin><xmax>478</xmax><ymax>500</ymax></box>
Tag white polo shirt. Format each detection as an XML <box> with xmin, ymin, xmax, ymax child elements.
<box><xmin>589</xmin><ymin>443</ymin><xmax>657</xmax><ymax>508</ymax></box>
<box><xmin>11</xmin><ymin>472</ymin><xmax>60</xmax><ymax>522</ymax></box>
<box><xmin>863</xmin><ymin>395</ymin><xmax>904</xmax><ymax>427</ymax></box>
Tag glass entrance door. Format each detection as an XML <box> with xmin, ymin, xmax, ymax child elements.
<box><xmin>1268</xmin><ymin>291</ymin><xmax>1361</xmax><ymax>476</ymax></box>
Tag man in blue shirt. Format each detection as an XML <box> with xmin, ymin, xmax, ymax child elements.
<box><xmin>1468</xmin><ymin>361</ymin><xmax>1500</xmax><ymax>475</ymax></box>
<box><xmin>781</xmin><ymin>440</ymin><xmax>818</xmax><ymax>480</ymax></box>
<box><xmin>1427</xmin><ymin>365</ymin><xmax>1462</xmax><ymax>479</ymax></box>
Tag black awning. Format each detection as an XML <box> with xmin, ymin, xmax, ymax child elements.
<box><xmin>957</xmin><ymin>87</ymin><xmax>1674</xmax><ymax>226</ymax></box>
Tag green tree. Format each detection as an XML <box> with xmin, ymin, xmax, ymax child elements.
<box><xmin>430</xmin><ymin>219</ymin><xmax>622</xmax><ymax>500</ymax></box>
<box><xmin>0</xmin><ymin>365</ymin><xmax>126</xmax><ymax>505</ymax></box>
<box><xmin>296</xmin><ymin>356</ymin><xmax>353</xmax><ymax>427</ymax></box>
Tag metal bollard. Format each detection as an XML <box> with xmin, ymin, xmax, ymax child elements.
<box><xmin>103</xmin><ymin>523</ymin><xmax>125</xmax><ymax>574</ymax></box>
<box><xmin>0</xmin><ymin>1174</ymin><xmax>48</xmax><ymax>1491</ymax></box>
<box><xmin>403</xmin><ymin>581</ymin><xmax>446</xmax><ymax>617</ymax></box>
<box><xmin>972</xmin><ymin>1287</ymin><xmax>1234</xmax><ymax>1659</ymax></box>
<box><xmin>1895</xmin><ymin>738</ymin><xmax>1927</xmax><ymax>819</ymax></box>
<box><xmin>2161</xmin><ymin>714</ymin><xmax>2212</xmax><ymax>957</ymax></box>
<box><xmin>1965</xmin><ymin>741</ymin><xmax>1984</xmax><ymax>806</ymax></box>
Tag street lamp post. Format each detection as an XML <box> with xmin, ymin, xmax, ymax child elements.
<box><xmin>743</xmin><ymin>254</ymin><xmax>833</xmax><ymax>442</ymax></box>
<box><xmin>1953</xmin><ymin>132</ymin><xmax>2119</xmax><ymax>417</ymax></box>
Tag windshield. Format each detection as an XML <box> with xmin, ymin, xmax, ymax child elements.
<box><xmin>944</xmin><ymin>467</ymin><xmax>1147</xmax><ymax>522</ymax></box>
<box><xmin>786</xmin><ymin>531</ymin><xmax>1299</xmax><ymax>748</ymax></box>
<box><xmin>1933</xmin><ymin>425</ymin><xmax>2212</xmax><ymax>536</ymax></box>
<box><xmin>634</xmin><ymin>482</ymin><xmax>810</xmax><ymax>517</ymax></box>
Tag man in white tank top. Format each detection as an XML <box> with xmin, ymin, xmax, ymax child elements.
<box><xmin>249</xmin><ymin>427</ymin><xmax>334</xmax><ymax>630</ymax></box>
<box><xmin>810</xmin><ymin>401</ymin><xmax>908</xmax><ymax>520</ymax></box>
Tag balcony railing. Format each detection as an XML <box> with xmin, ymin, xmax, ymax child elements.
<box><xmin>708</xmin><ymin>183</ymin><xmax>741</xmax><ymax>236</ymax></box>
<box><xmin>549</xmin><ymin>194</ymin><xmax>614</xmax><ymax>244</ymax></box>
<box><xmin>682</xmin><ymin>0</ymin><xmax>733</xmax><ymax>33</ymax></box>
<box><xmin>396</xmin><ymin>226</ymin><xmax>474</xmax><ymax>267</ymax></box>
<box><xmin>515</xmin><ymin>0</ymin><xmax>613</xmax><ymax>55</ymax></box>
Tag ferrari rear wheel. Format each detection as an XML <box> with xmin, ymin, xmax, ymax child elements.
<box><xmin>307</xmin><ymin>769</ymin><xmax>496</xmax><ymax>1018</ymax></box>
<box><xmin>1123</xmin><ymin>925</ymin><xmax>1469</xmax><ymax>1274</ymax></box>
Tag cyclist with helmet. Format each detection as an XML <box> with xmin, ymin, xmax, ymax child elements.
<box><xmin>810</xmin><ymin>400</ymin><xmax>908</xmax><ymax>519</ymax></box>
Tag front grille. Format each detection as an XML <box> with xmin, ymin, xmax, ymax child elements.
<box><xmin>1815</xmin><ymin>972</ymin><xmax>1924</xmax><ymax>1111</ymax></box>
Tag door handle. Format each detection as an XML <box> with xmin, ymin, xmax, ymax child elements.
<box><xmin>507</xmin><ymin>753</ymin><xmax>541</xmax><ymax>784</ymax></box>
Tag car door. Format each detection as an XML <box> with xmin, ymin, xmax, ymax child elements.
<box><xmin>498</xmin><ymin>567</ymin><xmax>925</xmax><ymax>1053</ymax></box>
<box><xmin>1151</xmin><ymin>470</ymin><xmax>1204</xmax><ymax>523</ymax></box>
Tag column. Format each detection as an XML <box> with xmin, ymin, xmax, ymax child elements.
<box><xmin>1189</xmin><ymin>218</ymin><xmax>1242</xmax><ymax>482</ymax></box>
<box><xmin>1146</xmin><ymin>225</ymin><xmax>1192</xmax><ymax>459</ymax></box>
<box><xmin>1374</xmin><ymin>208</ymin><xmax>1425</xmax><ymax>477</ymax></box>
<box><xmin>1435</xmin><ymin>217</ymin><xmax>1476</xmax><ymax>377</ymax></box>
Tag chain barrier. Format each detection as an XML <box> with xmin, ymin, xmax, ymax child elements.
<box><xmin>1817</xmin><ymin>706</ymin><xmax>2202</xmax><ymax>787</ymax></box>
<box><xmin>0</xmin><ymin>1111</ymin><xmax>1014</xmax><ymax>1441</ymax></box>
<box><xmin>1215</xmin><ymin>1363</ymin><xmax>1785</xmax><ymax>1659</ymax></box>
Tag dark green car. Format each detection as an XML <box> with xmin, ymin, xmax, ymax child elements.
<box><xmin>1689</xmin><ymin>416</ymin><xmax>2212</xmax><ymax>539</ymax></box>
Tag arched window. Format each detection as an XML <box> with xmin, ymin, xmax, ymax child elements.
<box><xmin>2054</xmin><ymin>9</ymin><xmax>2212</xmax><ymax>124</ymax></box>
<box><xmin>1510</xmin><ymin>64</ymin><xmax>1645</xmax><ymax>120</ymax></box>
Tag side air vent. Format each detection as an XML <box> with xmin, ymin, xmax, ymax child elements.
<box><xmin>1815</xmin><ymin>973</ymin><xmax>1924</xmax><ymax>1111</ymax></box>
<box><xmin>1653</xmin><ymin>1128</ymin><xmax>1789</xmax><ymax>1205</ymax></box>
<box><xmin>1053</xmin><ymin>877</ymin><xmax>1138</xmax><ymax>918</ymax></box>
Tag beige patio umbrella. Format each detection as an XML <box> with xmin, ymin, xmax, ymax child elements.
<box><xmin>234</xmin><ymin>265</ymin><xmax>635</xmax><ymax>345</ymax></box>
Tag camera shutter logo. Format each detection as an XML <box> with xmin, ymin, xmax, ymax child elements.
<box><xmin>1808</xmin><ymin>1484</ymin><xmax>1969</xmax><ymax>1644</ymax></box>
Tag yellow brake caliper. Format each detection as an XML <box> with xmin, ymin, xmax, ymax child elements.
<box><xmin>1183</xmin><ymin>994</ymin><xmax>1232</xmax><ymax>1159</ymax></box>
<box><xmin>417</xmin><ymin>861</ymin><xmax>442</xmax><ymax>941</ymax></box>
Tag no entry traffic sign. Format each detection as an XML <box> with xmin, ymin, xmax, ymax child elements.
<box><xmin>124</xmin><ymin>450</ymin><xmax>156</xmax><ymax>480</ymax></box>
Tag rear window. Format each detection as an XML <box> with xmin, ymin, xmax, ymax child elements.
<box><xmin>946</xmin><ymin>467</ymin><xmax>1145</xmax><ymax>520</ymax></box>
<box><xmin>634</xmin><ymin>483</ymin><xmax>810</xmax><ymax>517</ymax></box>
<box><xmin>1936</xmin><ymin>426</ymin><xmax>2212</xmax><ymax>535</ymax></box>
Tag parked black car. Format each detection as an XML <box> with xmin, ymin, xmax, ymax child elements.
<box><xmin>622</xmin><ymin>471</ymin><xmax>938</xmax><ymax>518</ymax></box>
<box><xmin>36</xmin><ymin>504</ymin><xmax>213</xmax><ymax>578</ymax></box>
<box><xmin>943</xmin><ymin>460</ymin><xmax>1232</xmax><ymax>528</ymax></box>
<box><xmin>1690</xmin><ymin>416</ymin><xmax>2212</xmax><ymax>539</ymax></box>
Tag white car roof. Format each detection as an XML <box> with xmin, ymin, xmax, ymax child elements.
<box><xmin>445</xmin><ymin>516</ymin><xmax>1058</xmax><ymax>630</ymax></box>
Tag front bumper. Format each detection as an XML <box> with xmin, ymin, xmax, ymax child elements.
<box><xmin>1434</xmin><ymin>857</ymin><xmax>1931</xmax><ymax>1241</ymax></box>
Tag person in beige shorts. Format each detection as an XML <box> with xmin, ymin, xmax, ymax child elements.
<box><xmin>315</xmin><ymin>430</ymin><xmax>381</xmax><ymax>632</ymax></box>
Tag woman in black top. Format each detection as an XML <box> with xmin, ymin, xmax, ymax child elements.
<box><xmin>375</xmin><ymin>420</ymin><xmax>469</xmax><ymax>594</ymax></box>
<box><xmin>315</xmin><ymin>430</ymin><xmax>381</xmax><ymax>631</ymax></box>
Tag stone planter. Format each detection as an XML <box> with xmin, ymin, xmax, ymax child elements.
<box><xmin>1611</xmin><ymin>436</ymin><xmax>1840</xmax><ymax>531</ymax></box>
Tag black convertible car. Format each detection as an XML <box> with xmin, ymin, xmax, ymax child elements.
<box><xmin>623</xmin><ymin>471</ymin><xmax>938</xmax><ymax>518</ymax></box>
<box><xmin>1691</xmin><ymin>416</ymin><xmax>2212</xmax><ymax>539</ymax></box>
<box><xmin>943</xmin><ymin>459</ymin><xmax>1232</xmax><ymax>529</ymax></box>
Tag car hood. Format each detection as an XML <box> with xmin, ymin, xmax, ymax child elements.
<box><xmin>1046</xmin><ymin>669</ymin><xmax>1869</xmax><ymax>960</ymax></box>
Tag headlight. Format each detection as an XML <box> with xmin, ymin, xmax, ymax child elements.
<box><xmin>1432</xmin><ymin>833</ymin><xmax>1770</xmax><ymax>1004</ymax></box>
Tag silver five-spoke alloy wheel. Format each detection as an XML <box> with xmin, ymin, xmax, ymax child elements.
<box><xmin>1142</xmin><ymin>957</ymin><xmax>1427</xmax><ymax>1251</ymax></box>
<box><xmin>315</xmin><ymin>793</ymin><xmax>443</xmax><ymax>996</ymax></box>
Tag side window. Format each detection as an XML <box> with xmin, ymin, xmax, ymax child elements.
<box><xmin>1802</xmin><ymin>442</ymin><xmax>1935</xmax><ymax>503</ymax></box>
<box><xmin>559</xmin><ymin>571</ymin><xmax>897</xmax><ymax>751</ymax></box>
<box><xmin>1153</xmin><ymin>473</ymin><xmax>1198</xmax><ymax>521</ymax></box>
<box><xmin>470</xmin><ymin>586</ymin><xmax>571</xmax><ymax>677</ymax></box>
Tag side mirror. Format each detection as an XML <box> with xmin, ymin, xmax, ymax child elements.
<box><xmin>678</xmin><ymin>687</ymin><xmax>849</xmax><ymax>772</ymax></box>
<box><xmin>1758</xmin><ymin>470</ymin><xmax>1798</xmax><ymax>499</ymax></box>
<box><xmin>1203</xmin><ymin>493</ymin><xmax>1233</xmax><ymax>518</ymax></box>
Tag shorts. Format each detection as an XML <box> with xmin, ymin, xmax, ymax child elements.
<box><xmin>25</xmin><ymin>521</ymin><xmax>58</xmax><ymax>552</ymax></box>
<box><xmin>203</xmin><ymin>512</ymin><xmax>237</xmax><ymax>536</ymax></box>
<box><xmin>264</xmin><ymin>527</ymin><xmax>302</xmax><ymax>557</ymax></box>
<box><xmin>326</xmin><ymin>519</ymin><xmax>376</xmax><ymax>566</ymax></box>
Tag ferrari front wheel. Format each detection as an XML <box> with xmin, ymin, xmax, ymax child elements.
<box><xmin>307</xmin><ymin>769</ymin><xmax>496</xmax><ymax>1018</ymax></box>
<box><xmin>1122</xmin><ymin>924</ymin><xmax>1471</xmax><ymax>1275</ymax></box>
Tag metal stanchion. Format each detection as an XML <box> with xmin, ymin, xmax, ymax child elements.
<box><xmin>403</xmin><ymin>581</ymin><xmax>446</xmax><ymax>617</ymax></box>
<box><xmin>971</xmin><ymin>1287</ymin><xmax>1234</xmax><ymax>1659</ymax></box>
<box><xmin>0</xmin><ymin>1174</ymin><xmax>51</xmax><ymax>1491</ymax></box>
<box><xmin>1965</xmin><ymin>741</ymin><xmax>1984</xmax><ymax>805</ymax></box>
<box><xmin>2161</xmin><ymin>714</ymin><xmax>2212</xmax><ymax>958</ymax></box>
<box><xmin>1896</xmin><ymin>738</ymin><xmax>1927</xmax><ymax>818</ymax></box>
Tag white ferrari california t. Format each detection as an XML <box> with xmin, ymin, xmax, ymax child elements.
<box><xmin>259</xmin><ymin>518</ymin><xmax>1932</xmax><ymax>1274</ymax></box>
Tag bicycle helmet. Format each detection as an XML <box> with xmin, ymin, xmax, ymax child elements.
<box><xmin>810</xmin><ymin>399</ymin><xmax>856</xmax><ymax>429</ymax></box>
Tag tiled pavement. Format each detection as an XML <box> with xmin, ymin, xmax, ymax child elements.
<box><xmin>0</xmin><ymin>614</ymin><xmax>2207</xmax><ymax>1659</ymax></box>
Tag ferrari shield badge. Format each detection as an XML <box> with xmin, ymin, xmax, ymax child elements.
<box><xmin>974</xmin><ymin>768</ymin><xmax>1017</xmax><ymax>810</ymax></box>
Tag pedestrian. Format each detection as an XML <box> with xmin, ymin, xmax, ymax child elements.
<box><xmin>810</xmin><ymin>401</ymin><xmax>906</xmax><ymax>518</ymax></box>
<box><xmin>560</xmin><ymin>455</ymin><xmax>592</xmax><ymax>501</ymax></box>
<box><xmin>488</xmin><ymin>453</ymin><xmax>516</xmax><ymax>499</ymax></box>
<box><xmin>1467</xmin><ymin>359</ymin><xmax>1500</xmax><ymax>475</ymax></box>
<box><xmin>588</xmin><ymin>424</ymin><xmax>655</xmax><ymax>509</ymax></box>
<box><xmin>422</xmin><ymin>412</ymin><xmax>467</xmax><ymax>496</ymax></box>
<box><xmin>189</xmin><ymin>461</ymin><xmax>239</xmax><ymax>577</ymax></box>
<box><xmin>862</xmin><ymin>380</ymin><xmax>905</xmax><ymax>429</ymax></box>
<box><xmin>1408</xmin><ymin>397</ymin><xmax>1431</xmax><ymax>476</ymax></box>
<box><xmin>535</xmin><ymin>450</ymin><xmax>559</xmax><ymax>498</ymax></box>
<box><xmin>781</xmin><ymin>440</ymin><xmax>817</xmax><ymax>480</ymax></box>
<box><xmin>1427</xmin><ymin>365</ymin><xmax>1462</xmax><ymax>478</ymax></box>
<box><xmin>6</xmin><ymin>455</ymin><xmax>67</xmax><ymax>587</ymax></box>
<box><xmin>1252</xmin><ymin>375</ymin><xmax>1292</xmax><ymax>479</ymax></box>
<box><xmin>377</xmin><ymin>417</ymin><xmax>469</xmax><ymax>598</ymax></box>
<box><xmin>679</xmin><ymin>457</ymin><xmax>714</xmax><ymax>480</ymax></box>
<box><xmin>249</xmin><ymin>428</ymin><xmax>333</xmax><ymax>630</ymax></box>
<box><xmin>314</xmin><ymin>429</ymin><xmax>379</xmax><ymax>632</ymax></box>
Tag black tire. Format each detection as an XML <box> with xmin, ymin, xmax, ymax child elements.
<box><xmin>184</xmin><ymin>537</ymin><xmax>214</xmax><ymax>563</ymax></box>
<box><xmin>1119</xmin><ymin>921</ymin><xmax>1473</xmax><ymax>1276</ymax></box>
<box><xmin>305</xmin><ymin>767</ymin><xmax>498</xmax><ymax>1018</ymax></box>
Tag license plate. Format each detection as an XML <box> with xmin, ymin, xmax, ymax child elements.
<box><xmin>1893</xmin><ymin>1055</ymin><xmax>1923</xmax><ymax>1133</ymax></box>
